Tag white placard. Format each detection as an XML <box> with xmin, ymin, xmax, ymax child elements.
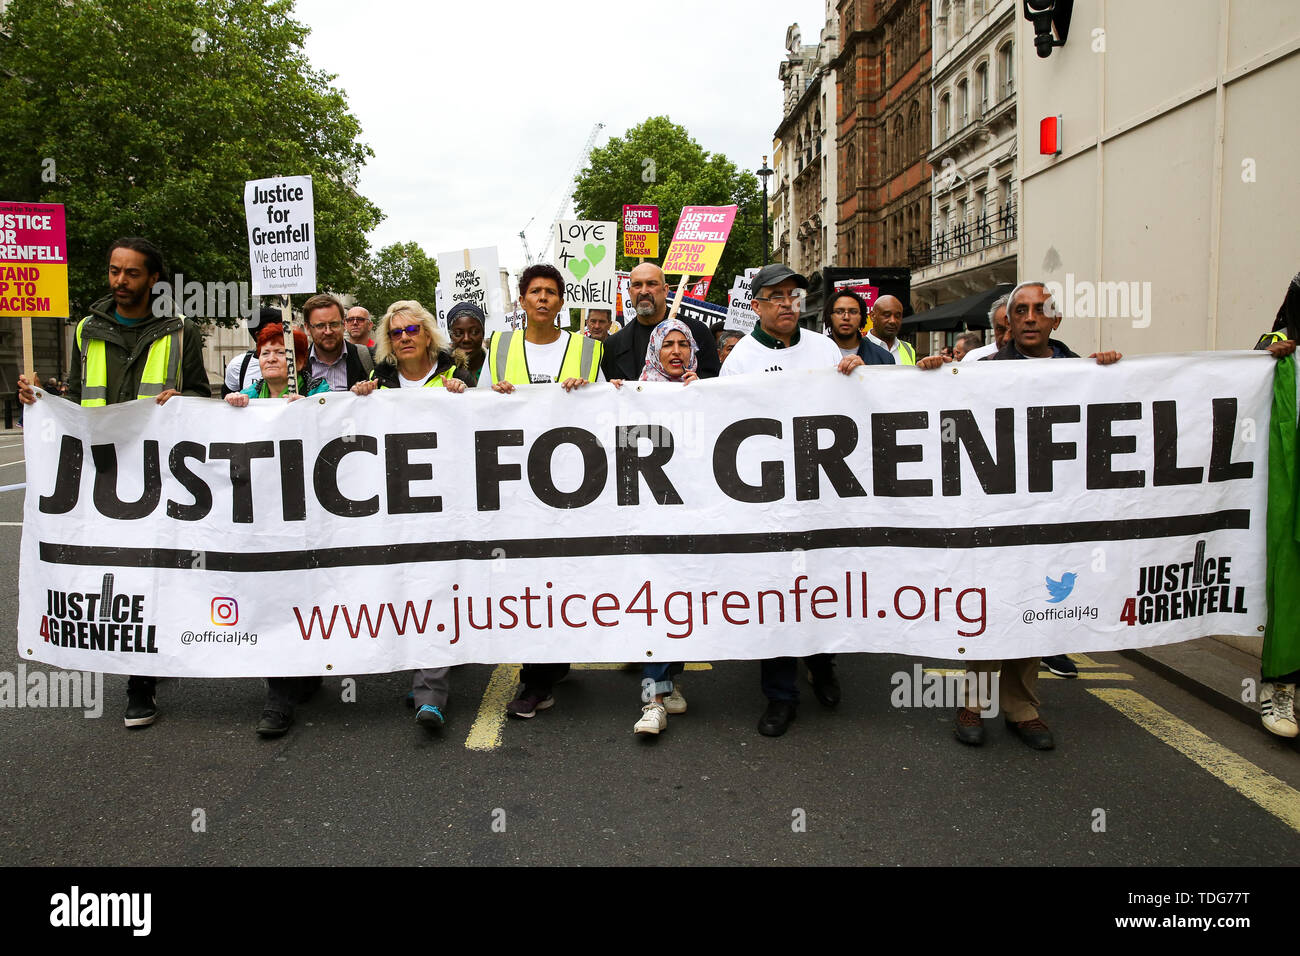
<box><xmin>436</xmin><ymin>247</ymin><xmax>505</xmax><ymax>334</ymax></box>
<box><xmin>555</xmin><ymin>220</ymin><xmax>617</xmax><ymax>308</ymax></box>
<box><xmin>725</xmin><ymin>268</ymin><xmax>760</xmax><ymax>333</ymax></box>
<box><xmin>244</xmin><ymin>176</ymin><xmax>316</xmax><ymax>296</ymax></box>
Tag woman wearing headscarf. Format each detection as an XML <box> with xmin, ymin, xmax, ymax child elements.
<box><xmin>612</xmin><ymin>316</ymin><xmax>700</xmax><ymax>734</ymax></box>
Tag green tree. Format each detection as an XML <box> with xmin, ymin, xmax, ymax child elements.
<box><xmin>572</xmin><ymin>115</ymin><xmax>762</xmax><ymax>307</ymax></box>
<box><xmin>0</xmin><ymin>0</ymin><xmax>383</xmax><ymax>325</ymax></box>
<box><xmin>353</xmin><ymin>242</ymin><xmax>439</xmax><ymax>313</ymax></box>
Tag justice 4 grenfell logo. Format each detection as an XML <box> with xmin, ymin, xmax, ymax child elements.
<box><xmin>1119</xmin><ymin>539</ymin><xmax>1247</xmax><ymax>627</ymax></box>
<box><xmin>1022</xmin><ymin>568</ymin><xmax>1098</xmax><ymax>624</ymax></box>
<box><xmin>40</xmin><ymin>573</ymin><xmax>157</xmax><ymax>655</ymax></box>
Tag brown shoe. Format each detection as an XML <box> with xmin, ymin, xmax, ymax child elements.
<box><xmin>954</xmin><ymin>707</ymin><xmax>985</xmax><ymax>746</ymax></box>
<box><xmin>1006</xmin><ymin>716</ymin><xmax>1055</xmax><ymax>750</ymax></box>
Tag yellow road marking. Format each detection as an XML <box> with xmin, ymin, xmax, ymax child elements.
<box><xmin>571</xmin><ymin>662</ymin><xmax>714</xmax><ymax>671</ymax></box>
<box><xmin>924</xmin><ymin>667</ymin><xmax>1132</xmax><ymax>681</ymax></box>
<box><xmin>464</xmin><ymin>663</ymin><xmax>520</xmax><ymax>752</ymax></box>
<box><xmin>1040</xmin><ymin>671</ymin><xmax>1132</xmax><ymax>680</ymax></box>
<box><xmin>1068</xmin><ymin>652</ymin><xmax>1107</xmax><ymax>668</ymax></box>
<box><xmin>1091</xmin><ymin>688</ymin><xmax>1300</xmax><ymax>835</ymax></box>
<box><xmin>464</xmin><ymin>662</ymin><xmax>713</xmax><ymax>750</ymax></box>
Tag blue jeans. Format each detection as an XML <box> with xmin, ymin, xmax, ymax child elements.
<box><xmin>642</xmin><ymin>661</ymin><xmax>684</xmax><ymax>697</ymax></box>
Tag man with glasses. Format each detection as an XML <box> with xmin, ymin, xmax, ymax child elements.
<box><xmin>721</xmin><ymin>264</ymin><xmax>869</xmax><ymax>736</ymax></box>
<box><xmin>825</xmin><ymin>288</ymin><xmax>893</xmax><ymax>365</ymax></box>
<box><xmin>302</xmin><ymin>293</ymin><xmax>372</xmax><ymax>390</ymax></box>
<box><xmin>865</xmin><ymin>294</ymin><xmax>917</xmax><ymax>365</ymax></box>
<box><xmin>933</xmin><ymin>280</ymin><xmax>1121</xmax><ymax>750</ymax></box>
<box><xmin>345</xmin><ymin>305</ymin><xmax>375</xmax><ymax>349</ymax></box>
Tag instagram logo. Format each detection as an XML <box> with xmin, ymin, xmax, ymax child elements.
<box><xmin>211</xmin><ymin>597</ymin><xmax>238</xmax><ymax>626</ymax></box>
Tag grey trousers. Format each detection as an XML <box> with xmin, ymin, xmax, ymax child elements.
<box><xmin>412</xmin><ymin>668</ymin><xmax>451</xmax><ymax>709</ymax></box>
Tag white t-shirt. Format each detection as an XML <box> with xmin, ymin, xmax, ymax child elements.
<box><xmin>224</xmin><ymin>352</ymin><xmax>260</xmax><ymax>392</ymax></box>
<box><xmin>399</xmin><ymin>369</ymin><xmax>437</xmax><ymax>388</ymax></box>
<box><xmin>721</xmin><ymin>330</ymin><xmax>843</xmax><ymax>376</ymax></box>
<box><xmin>962</xmin><ymin>342</ymin><xmax>998</xmax><ymax>362</ymax></box>
<box><xmin>477</xmin><ymin>331</ymin><xmax>606</xmax><ymax>386</ymax></box>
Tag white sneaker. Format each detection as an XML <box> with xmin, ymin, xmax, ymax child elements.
<box><xmin>634</xmin><ymin>702</ymin><xmax>667</xmax><ymax>735</ymax></box>
<box><xmin>1261</xmin><ymin>682</ymin><xmax>1299</xmax><ymax>738</ymax></box>
<box><xmin>664</xmin><ymin>682</ymin><xmax>687</xmax><ymax>715</ymax></box>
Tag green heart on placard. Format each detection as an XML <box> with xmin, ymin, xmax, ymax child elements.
<box><xmin>570</xmin><ymin>258</ymin><xmax>590</xmax><ymax>279</ymax></box>
<box><xmin>585</xmin><ymin>243</ymin><xmax>606</xmax><ymax>265</ymax></box>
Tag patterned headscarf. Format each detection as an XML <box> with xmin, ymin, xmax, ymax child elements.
<box><xmin>639</xmin><ymin>318</ymin><xmax>698</xmax><ymax>382</ymax></box>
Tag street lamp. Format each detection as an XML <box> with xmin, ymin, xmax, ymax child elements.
<box><xmin>757</xmin><ymin>155</ymin><xmax>774</xmax><ymax>266</ymax></box>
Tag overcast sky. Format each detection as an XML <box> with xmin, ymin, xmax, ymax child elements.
<box><xmin>293</xmin><ymin>0</ymin><xmax>829</xmax><ymax>283</ymax></box>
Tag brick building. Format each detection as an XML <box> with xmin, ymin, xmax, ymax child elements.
<box><xmin>833</xmin><ymin>0</ymin><xmax>932</xmax><ymax>278</ymax></box>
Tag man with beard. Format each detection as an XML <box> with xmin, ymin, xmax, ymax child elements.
<box><xmin>17</xmin><ymin>236</ymin><xmax>211</xmax><ymax>729</ymax></box>
<box><xmin>601</xmin><ymin>263</ymin><xmax>721</xmax><ymax>381</ymax></box>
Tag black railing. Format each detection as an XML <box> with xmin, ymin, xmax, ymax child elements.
<box><xmin>909</xmin><ymin>200</ymin><xmax>1016</xmax><ymax>268</ymax></box>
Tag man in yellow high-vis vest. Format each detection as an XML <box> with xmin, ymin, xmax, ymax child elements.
<box><xmin>478</xmin><ymin>264</ymin><xmax>604</xmax><ymax>719</ymax></box>
<box><xmin>865</xmin><ymin>294</ymin><xmax>917</xmax><ymax>365</ymax></box>
<box><xmin>18</xmin><ymin>237</ymin><xmax>211</xmax><ymax>731</ymax></box>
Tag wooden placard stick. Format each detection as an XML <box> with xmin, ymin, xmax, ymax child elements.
<box><xmin>665</xmin><ymin>273</ymin><xmax>690</xmax><ymax>323</ymax></box>
<box><xmin>21</xmin><ymin>316</ymin><xmax>34</xmax><ymax>382</ymax></box>
<box><xmin>280</xmin><ymin>294</ymin><xmax>298</xmax><ymax>395</ymax></box>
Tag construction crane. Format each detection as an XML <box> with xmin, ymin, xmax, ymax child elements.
<box><xmin>519</xmin><ymin>122</ymin><xmax>605</xmax><ymax>266</ymax></box>
<box><xmin>518</xmin><ymin>217</ymin><xmax>536</xmax><ymax>266</ymax></box>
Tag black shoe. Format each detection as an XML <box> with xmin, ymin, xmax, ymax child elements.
<box><xmin>1006</xmin><ymin>716</ymin><xmax>1055</xmax><ymax>750</ymax></box>
<box><xmin>807</xmin><ymin>668</ymin><xmax>841</xmax><ymax>708</ymax></box>
<box><xmin>123</xmin><ymin>691</ymin><xmax>157</xmax><ymax>728</ymax></box>
<box><xmin>758</xmin><ymin>700</ymin><xmax>797</xmax><ymax>737</ymax></box>
<box><xmin>1042</xmin><ymin>655</ymin><xmax>1078</xmax><ymax>678</ymax></box>
<box><xmin>256</xmin><ymin>709</ymin><xmax>293</xmax><ymax>737</ymax></box>
<box><xmin>954</xmin><ymin>707</ymin><xmax>986</xmax><ymax>746</ymax></box>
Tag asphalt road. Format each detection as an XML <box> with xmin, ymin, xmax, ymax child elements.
<box><xmin>1</xmin><ymin>424</ymin><xmax>1298</xmax><ymax>868</ymax></box>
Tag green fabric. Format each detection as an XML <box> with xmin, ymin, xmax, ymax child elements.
<box><xmin>1263</xmin><ymin>355</ymin><xmax>1300</xmax><ymax>679</ymax></box>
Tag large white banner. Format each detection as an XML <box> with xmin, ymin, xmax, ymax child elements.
<box><xmin>18</xmin><ymin>353</ymin><xmax>1278</xmax><ymax>677</ymax></box>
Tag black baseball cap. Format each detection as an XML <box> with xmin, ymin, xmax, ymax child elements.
<box><xmin>749</xmin><ymin>264</ymin><xmax>809</xmax><ymax>296</ymax></box>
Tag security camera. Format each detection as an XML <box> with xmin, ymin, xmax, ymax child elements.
<box><xmin>1023</xmin><ymin>0</ymin><xmax>1073</xmax><ymax>58</ymax></box>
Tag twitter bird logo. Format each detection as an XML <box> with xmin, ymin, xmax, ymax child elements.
<box><xmin>1046</xmin><ymin>572</ymin><xmax>1077</xmax><ymax>603</ymax></box>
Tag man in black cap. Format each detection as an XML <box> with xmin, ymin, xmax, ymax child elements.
<box><xmin>222</xmin><ymin>305</ymin><xmax>279</xmax><ymax>396</ymax></box>
<box><xmin>601</xmin><ymin>262</ymin><xmax>721</xmax><ymax>381</ymax></box>
<box><xmin>721</xmin><ymin>263</ymin><xmax>870</xmax><ymax>737</ymax></box>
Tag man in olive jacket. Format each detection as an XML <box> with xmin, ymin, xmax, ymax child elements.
<box><xmin>18</xmin><ymin>237</ymin><xmax>211</xmax><ymax>731</ymax></box>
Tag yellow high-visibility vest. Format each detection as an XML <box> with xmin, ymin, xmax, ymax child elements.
<box><xmin>485</xmin><ymin>330</ymin><xmax>602</xmax><ymax>386</ymax></box>
<box><xmin>897</xmin><ymin>340</ymin><xmax>917</xmax><ymax>366</ymax></box>
<box><xmin>374</xmin><ymin>365</ymin><xmax>458</xmax><ymax>388</ymax></box>
<box><xmin>76</xmin><ymin>317</ymin><xmax>182</xmax><ymax>407</ymax></box>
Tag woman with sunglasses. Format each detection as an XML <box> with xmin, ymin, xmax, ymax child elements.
<box><xmin>224</xmin><ymin>323</ymin><xmax>328</xmax><ymax>407</ymax></box>
<box><xmin>350</xmin><ymin>300</ymin><xmax>470</xmax><ymax>732</ymax></box>
<box><xmin>351</xmin><ymin>300</ymin><xmax>471</xmax><ymax>395</ymax></box>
